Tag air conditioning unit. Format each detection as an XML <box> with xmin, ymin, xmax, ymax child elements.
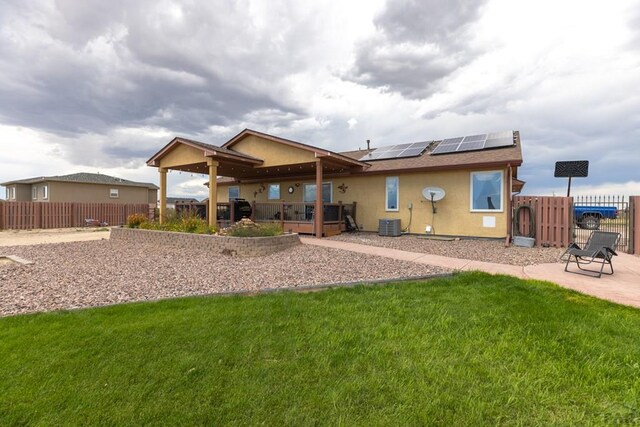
<box><xmin>378</xmin><ymin>218</ymin><xmax>401</xmax><ymax>237</ymax></box>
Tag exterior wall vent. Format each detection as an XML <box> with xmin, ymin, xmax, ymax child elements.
<box><xmin>378</xmin><ymin>218</ymin><xmax>401</xmax><ymax>237</ymax></box>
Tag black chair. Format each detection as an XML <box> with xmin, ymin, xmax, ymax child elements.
<box><xmin>345</xmin><ymin>215</ymin><xmax>359</xmax><ymax>232</ymax></box>
<box><xmin>562</xmin><ymin>231</ymin><xmax>620</xmax><ymax>278</ymax></box>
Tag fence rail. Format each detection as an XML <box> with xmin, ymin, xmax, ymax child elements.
<box><xmin>0</xmin><ymin>201</ymin><xmax>155</xmax><ymax>230</ymax></box>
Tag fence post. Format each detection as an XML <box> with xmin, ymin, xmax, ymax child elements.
<box><xmin>631</xmin><ymin>196</ymin><xmax>640</xmax><ymax>255</ymax></box>
<box><xmin>352</xmin><ymin>201</ymin><xmax>357</xmax><ymax>223</ymax></box>
<box><xmin>230</xmin><ymin>201</ymin><xmax>235</xmax><ymax>225</ymax></box>
<box><xmin>251</xmin><ymin>201</ymin><xmax>256</xmax><ymax>221</ymax></box>
<box><xmin>0</xmin><ymin>201</ymin><xmax>4</xmax><ymax>230</ymax></box>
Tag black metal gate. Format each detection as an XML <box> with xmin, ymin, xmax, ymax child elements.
<box><xmin>571</xmin><ymin>195</ymin><xmax>630</xmax><ymax>253</ymax></box>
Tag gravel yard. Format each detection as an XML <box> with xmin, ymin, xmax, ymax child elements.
<box><xmin>0</xmin><ymin>240</ymin><xmax>449</xmax><ymax>317</ymax></box>
<box><xmin>329</xmin><ymin>233</ymin><xmax>565</xmax><ymax>266</ymax></box>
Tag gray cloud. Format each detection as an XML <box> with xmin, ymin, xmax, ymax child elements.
<box><xmin>0</xmin><ymin>0</ymin><xmax>306</xmax><ymax>140</ymax></box>
<box><xmin>346</xmin><ymin>0</ymin><xmax>488</xmax><ymax>99</ymax></box>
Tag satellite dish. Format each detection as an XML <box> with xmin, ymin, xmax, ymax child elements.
<box><xmin>422</xmin><ymin>187</ymin><xmax>446</xmax><ymax>201</ymax></box>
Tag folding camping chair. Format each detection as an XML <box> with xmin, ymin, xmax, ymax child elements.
<box><xmin>345</xmin><ymin>215</ymin><xmax>359</xmax><ymax>232</ymax></box>
<box><xmin>562</xmin><ymin>231</ymin><xmax>620</xmax><ymax>278</ymax></box>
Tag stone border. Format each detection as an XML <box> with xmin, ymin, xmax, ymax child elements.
<box><xmin>110</xmin><ymin>227</ymin><xmax>301</xmax><ymax>257</ymax></box>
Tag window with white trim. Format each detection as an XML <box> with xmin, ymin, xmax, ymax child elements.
<box><xmin>228</xmin><ymin>186</ymin><xmax>240</xmax><ymax>200</ymax></box>
<box><xmin>470</xmin><ymin>171</ymin><xmax>503</xmax><ymax>212</ymax></box>
<box><xmin>268</xmin><ymin>184</ymin><xmax>280</xmax><ymax>200</ymax></box>
<box><xmin>42</xmin><ymin>185</ymin><xmax>48</xmax><ymax>200</ymax></box>
<box><xmin>303</xmin><ymin>182</ymin><xmax>332</xmax><ymax>203</ymax></box>
<box><xmin>8</xmin><ymin>187</ymin><xmax>15</xmax><ymax>200</ymax></box>
<box><xmin>110</xmin><ymin>188</ymin><xmax>119</xmax><ymax>198</ymax></box>
<box><xmin>385</xmin><ymin>176</ymin><xmax>399</xmax><ymax>211</ymax></box>
<box><xmin>32</xmin><ymin>187</ymin><xmax>37</xmax><ymax>200</ymax></box>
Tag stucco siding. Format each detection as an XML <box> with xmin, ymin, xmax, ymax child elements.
<box><xmin>232</xmin><ymin>135</ymin><xmax>317</xmax><ymax>167</ymax></box>
<box><xmin>48</xmin><ymin>182</ymin><xmax>154</xmax><ymax>204</ymax></box>
<box><xmin>216</xmin><ymin>167</ymin><xmax>510</xmax><ymax>238</ymax></box>
<box><xmin>158</xmin><ymin>144</ymin><xmax>207</xmax><ymax>169</ymax></box>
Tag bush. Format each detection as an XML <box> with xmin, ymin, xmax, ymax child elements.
<box><xmin>127</xmin><ymin>213</ymin><xmax>148</xmax><ymax>228</ymax></box>
<box><xmin>222</xmin><ymin>219</ymin><xmax>283</xmax><ymax>237</ymax></box>
<box><xmin>137</xmin><ymin>212</ymin><xmax>216</xmax><ymax>235</ymax></box>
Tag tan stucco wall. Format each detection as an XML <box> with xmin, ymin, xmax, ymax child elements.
<box><xmin>8</xmin><ymin>184</ymin><xmax>32</xmax><ymax>201</ymax></box>
<box><xmin>231</xmin><ymin>135</ymin><xmax>317</xmax><ymax>167</ymax></box>
<box><xmin>48</xmin><ymin>182</ymin><xmax>155</xmax><ymax>204</ymax></box>
<box><xmin>217</xmin><ymin>167</ymin><xmax>510</xmax><ymax>238</ymax></box>
<box><xmin>158</xmin><ymin>144</ymin><xmax>207</xmax><ymax>169</ymax></box>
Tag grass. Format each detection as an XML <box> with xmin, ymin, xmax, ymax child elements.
<box><xmin>1</xmin><ymin>272</ymin><xmax>640</xmax><ymax>425</ymax></box>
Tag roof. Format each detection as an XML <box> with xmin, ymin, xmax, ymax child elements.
<box><xmin>1</xmin><ymin>172</ymin><xmax>159</xmax><ymax>189</ymax></box>
<box><xmin>338</xmin><ymin>131</ymin><xmax>523</xmax><ymax>174</ymax></box>
<box><xmin>222</xmin><ymin>128</ymin><xmax>369</xmax><ymax>168</ymax></box>
<box><xmin>146</xmin><ymin>136</ymin><xmax>264</xmax><ymax>167</ymax></box>
<box><xmin>166</xmin><ymin>197</ymin><xmax>200</xmax><ymax>204</ymax></box>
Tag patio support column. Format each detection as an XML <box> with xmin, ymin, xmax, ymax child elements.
<box><xmin>208</xmin><ymin>159</ymin><xmax>219</xmax><ymax>227</ymax></box>
<box><xmin>315</xmin><ymin>158</ymin><xmax>323</xmax><ymax>238</ymax></box>
<box><xmin>159</xmin><ymin>167</ymin><xmax>167</xmax><ymax>224</ymax></box>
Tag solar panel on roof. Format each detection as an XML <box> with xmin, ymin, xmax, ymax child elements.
<box><xmin>462</xmin><ymin>134</ymin><xmax>486</xmax><ymax>142</ymax></box>
<box><xmin>430</xmin><ymin>143</ymin><xmax>459</xmax><ymax>154</ymax></box>
<box><xmin>488</xmin><ymin>131</ymin><xmax>512</xmax><ymax>139</ymax></box>
<box><xmin>484</xmin><ymin>136</ymin><xmax>514</xmax><ymax>149</ymax></box>
<box><xmin>358</xmin><ymin>140</ymin><xmax>432</xmax><ymax>161</ymax></box>
<box><xmin>458</xmin><ymin>141</ymin><xmax>485</xmax><ymax>151</ymax></box>
<box><xmin>431</xmin><ymin>131</ymin><xmax>514</xmax><ymax>155</ymax></box>
<box><xmin>440</xmin><ymin>137</ymin><xmax>464</xmax><ymax>145</ymax></box>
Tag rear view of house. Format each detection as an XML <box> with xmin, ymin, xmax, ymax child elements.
<box><xmin>2</xmin><ymin>172</ymin><xmax>158</xmax><ymax>205</ymax></box>
<box><xmin>147</xmin><ymin>129</ymin><xmax>524</xmax><ymax>238</ymax></box>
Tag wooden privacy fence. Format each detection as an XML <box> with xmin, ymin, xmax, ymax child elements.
<box><xmin>512</xmin><ymin>196</ymin><xmax>572</xmax><ymax>247</ymax></box>
<box><xmin>0</xmin><ymin>201</ymin><xmax>155</xmax><ymax>230</ymax></box>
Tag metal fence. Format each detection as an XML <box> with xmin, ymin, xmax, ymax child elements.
<box><xmin>572</xmin><ymin>195</ymin><xmax>630</xmax><ymax>253</ymax></box>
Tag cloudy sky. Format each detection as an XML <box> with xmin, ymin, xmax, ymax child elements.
<box><xmin>1</xmin><ymin>0</ymin><xmax>639</xmax><ymax>199</ymax></box>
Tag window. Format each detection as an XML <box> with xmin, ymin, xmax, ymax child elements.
<box><xmin>8</xmin><ymin>187</ymin><xmax>15</xmax><ymax>200</ymax></box>
<box><xmin>303</xmin><ymin>183</ymin><xmax>332</xmax><ymax>203</ymax></box>
<box><xmin>385</xmin><ymin>177</ymin><xmax>399</xmax><ymax>211</ymax></box>
<box><xmin>268</xmin><ymin>184</ymin><xmax>280</xmax><ymax>200</ymax></box>
<box><xmin>32</xmin><ymin>187</ymin><xmax>37</xmax><ymax>200</ymax></box>
<box><xmin>470</xmin><ymin>171</ymin><xmax>503</xmax><ymax>211</ymax></box>
<box><xmin>228</xmin><ymin>186</ymin><xmax>240</xmax><ymax>200</ymax></box>
<box><xmin>42</xmin><ymin>185</ymin><xmax>48</xmax><ymax>200</ymax></box>
<box><xmin>110</xmin><ymin>188</ymin><xmax>119</xmax><ymax>198</ymax></box>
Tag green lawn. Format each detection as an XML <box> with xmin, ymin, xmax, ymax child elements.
<box><xmin>1</xmin><ymin>272</ymin><xmax>640</xmax><ymax>425</ymax></box>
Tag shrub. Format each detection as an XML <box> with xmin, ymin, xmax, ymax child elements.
<box><xmin>222</xmin><ymin>219</ymin><xmax>283</xmax><ymax>237</ymax></box>
<box><xmin>127</xmin><ymin>213</ymin><xmax>148</xmax><ymax>228</ymax></box>
<box><xmin>136</xmin><ymin>211</ymin><xmax>216</xmax><ymax>235</ymax></box>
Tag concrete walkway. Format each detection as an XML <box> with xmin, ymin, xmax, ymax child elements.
<box><xmin>301</xmin><ymin>237</ymin><xmax>640</xmax><ymax>309</ymax></box>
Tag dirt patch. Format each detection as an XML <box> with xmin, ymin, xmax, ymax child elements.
<box><xmin>0</xmin><ymin>228</ymin><xmax>111</xmax><ymax>247</ymax></box>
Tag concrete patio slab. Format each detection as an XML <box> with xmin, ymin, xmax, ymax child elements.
<box><xmin>302</xmin><ymin>237</ymin><xmax>640</xmax><ymax>309</ymax></box>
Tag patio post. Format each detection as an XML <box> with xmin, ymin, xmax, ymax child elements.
<box><xmin>207</xmin><ymin>159</ymin><xmax>219</xmax><ymax>227</ymax></box>
<box><xmin>280</xmin><ymin>199</ymin><xmax>285</xmax><ymax>231</ymax></box>
<box><xmin>159</xmin><ymin>167</ymin><xmax>167</xmax><ymax>224</ymax></box>
<box><xmin>315</xmin><ymin>158</ymin><xmax>323</xmax><ymax>238</ymax></box>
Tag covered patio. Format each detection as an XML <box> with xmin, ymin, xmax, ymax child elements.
<box><xmin>146</xmin><ymin>130</ymin><xmax>368</xmax><ymax>237</ymax></box>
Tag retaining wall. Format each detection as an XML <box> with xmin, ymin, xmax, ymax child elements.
<box><xmin>110</xmin><ymin>227</ymin><xmax>301</xmax><ymax>257</ymax></box>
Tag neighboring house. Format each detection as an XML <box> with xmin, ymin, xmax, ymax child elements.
<box><xmin>147</xmin><ymin>129</ymin><xmax>524</xmax><ymax>238</ymax></box>
<box><xmin>1</xmin><ymin>172</ymin><xmax>158</xmax><ymax>204</ymax></box>
<box><xmin>166</xmin><ymin>197</ymin><xmax>199</xmax><ymax>209</ymax></box>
